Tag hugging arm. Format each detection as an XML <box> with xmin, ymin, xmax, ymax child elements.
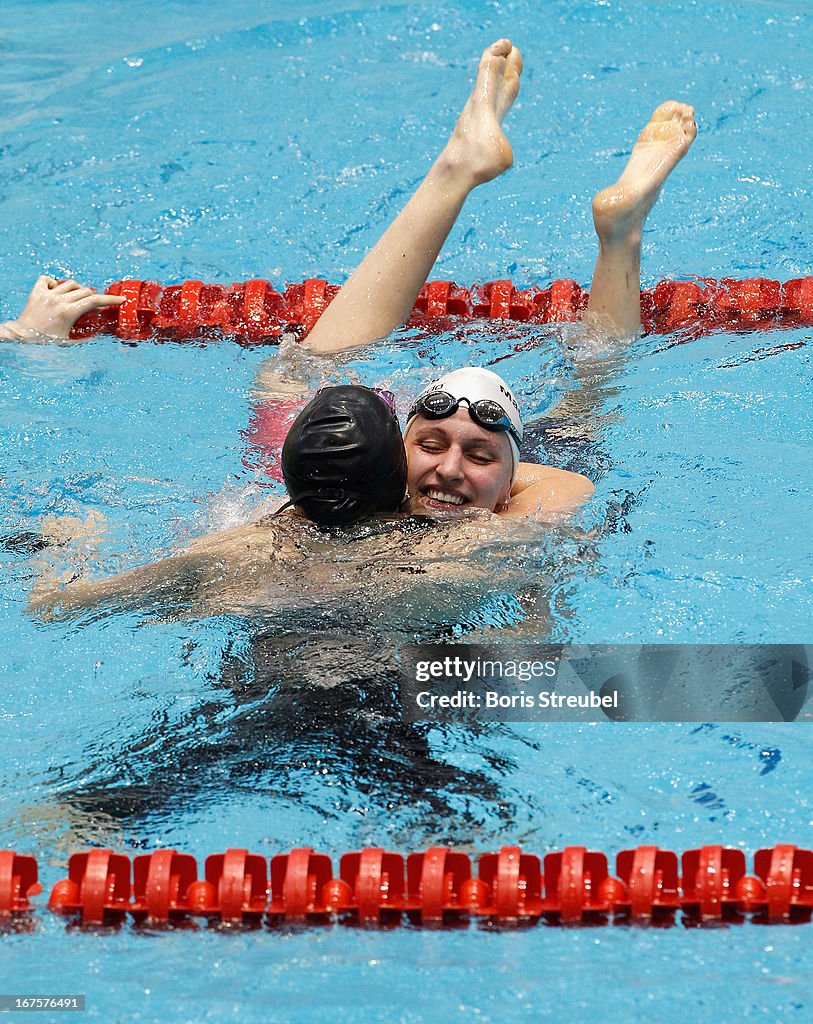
<box><xmin>505</xmin><ymin>463</ymin><xmax>595</xmax><ymax>520</ymax></box>
<box><xmin>28</xmin><ymin>544</ymin><xmax>207</xmax><ymax>622</ymax></box>
<box><xmin>27</xmin><ymin>512</ymin><xmax>536</xmax><ymax>626</ymax></box>
<box><xmin>27</xmin><ymin>516</ymin><xmax>273</xmax><ymax>622</ymax></box>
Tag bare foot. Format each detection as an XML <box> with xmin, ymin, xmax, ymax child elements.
<box><xmin>441</xmin><ymin>39</ymin><xmax>523</xmax><ymax>184</ymax></box>
<box><xmin>592</xmin><ymin>101</ymin><xmax>697</xmax><ymax>246</ymax></box>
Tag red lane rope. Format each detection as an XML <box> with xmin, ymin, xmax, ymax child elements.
<box><xmin>69</xmin><ymin>276</ymin><xmax>813</xmax><ymax>344</ymax></box>
<box><xmin>3</xmin><ymin>844</ymin><xmax>812</xmax><ymax>927</ymax></box>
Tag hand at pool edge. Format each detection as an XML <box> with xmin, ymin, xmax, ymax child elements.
<box><xmin>0</xmin><ymin>275</ymin><xmax>125</xmax><ymax>342</ymax></box>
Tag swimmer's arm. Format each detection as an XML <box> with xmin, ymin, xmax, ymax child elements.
<box><xmin>28</xmin><ymin>518</ymin><xmax>234</xmax><ymax>621</ymax></box>
<box><xmin>28</xmin><ymin>519</ymin><xmax>297</xmax><ymax>621</ymax></box>
<box><xmin>28</xmin><ymin>549</ymin><xmax>208</xmax><ymax>622</ymax></box>
<box><xmin>0</xmin><ymin>321</ymin><xmax>24</xmax><ymax>340</ymax></box>
<box><xmin>503</xmin><ymin>462</ymin><xmax>595</xmax><ymax>520</ymax></box>
<box><xmin>0</xmin><ymin>277</ymin><xmax>124</xmax><ymax>343</ymax></box>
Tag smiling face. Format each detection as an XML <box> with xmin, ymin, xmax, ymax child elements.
<box><xmin>403</xmin><ymin>409</ymin><xmax>514</xmax><ymax>514</ymax></box>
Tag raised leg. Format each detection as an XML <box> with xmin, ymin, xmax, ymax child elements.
<box><xmin>302</xmin><ymin>39</ymin><xmax>523</xmax><ymax>355</ymax></box>
<box><xmin>585</xmin><ymin>101</ymin><xmax>697</xmax><ymax>339</ymax></box>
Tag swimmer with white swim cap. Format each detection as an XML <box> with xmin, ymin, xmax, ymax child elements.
<box><xmin>408</xmin><ymin>368</ymin><xmax>524</xmax><ymax>476</ymax></box>
<box><xmin>403</xmin><ymin>367</ymin><xmax>522</xmax><ymax>514</ymax></box>
<box><xmin>397</xmin><ymin>365</ymin><xmax>592</xmax><ymax>519</ymax></box>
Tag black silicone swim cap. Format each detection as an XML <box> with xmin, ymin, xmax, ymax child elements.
<box><xmin>281</xmin><ymin>385</ymin><xmax>407</xmax><ymax>527</ymax></box>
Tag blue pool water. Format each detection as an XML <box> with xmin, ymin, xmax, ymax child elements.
<box><xmin>1</xmin><ymin>0</ymin><xmax>813</xmax><ymax>1021</ymax></box>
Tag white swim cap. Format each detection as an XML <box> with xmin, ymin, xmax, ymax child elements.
<box><xmin>408</xmin><ymin>367</ymin><xmax>523</xmax><ymax>476</ymax></box>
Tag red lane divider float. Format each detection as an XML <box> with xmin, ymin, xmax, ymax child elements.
<box><xmin>132</xmin><ymin>849</ymin><xmax>198</xmax><ymax>923</ymax></box>
<box><xmin>0</xmin><ymin>850</ymin><xmax>42</xmax><ymax>915</ymax></box>
<box><xmin>3</xmin><ymin>844</ymin><xmax>813</xmax><ymax>928</ymax></box>
<box><xmin>407</xmin><ymin>846</ymin><xmax>472</xmax><ymax>924</ymax></box>
<box><xmin>615</xmin><ymin>845</ymin><xmax>681</xmax><ymax>920</ymax></box>
<box><xmin>68</xmin><ymin>277</ymin><xmax>813</xmax><ymax>344</ymax></box>
<box><xmin>46</xmin><ymin>849</ymin><xmax>131</xmax><ymax>925</ymax></box>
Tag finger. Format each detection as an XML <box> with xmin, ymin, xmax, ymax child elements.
<box><xmin>65</xmin><ymin>287</ymin><xmax>94</xmax><ymax>303</ymax></box>
<box><xmin>74</xmin><ymin>293</ymin><xmax>123</xmax><ymax>314</ymax></box>
<box><xmin>51</xmin><ymin>279</ymin><xmax>82</xmax><ymax>294</ymax></box>
<box><xmin>35</xmin><ymin>275</ymin><xmax>55</xmax><ymax>290</ymax></box>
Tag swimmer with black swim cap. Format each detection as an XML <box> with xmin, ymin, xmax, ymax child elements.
<box><xmin>281</xmin><ymin>384</ymin><xmax>407</xmax><ymax>527</ymax></box>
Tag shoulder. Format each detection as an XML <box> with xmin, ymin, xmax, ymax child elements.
<box><xmin>504</xmin><ymin>462</ymin><xmax>595</xmax><ymax>519</ymax></box>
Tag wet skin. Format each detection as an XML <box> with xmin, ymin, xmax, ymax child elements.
<box><xmin>404</xmin><ymin>410</ymin><xmax>514</xmax><ymax>514</ymax></box>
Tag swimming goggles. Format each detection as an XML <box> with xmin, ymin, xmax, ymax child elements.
<box><xmin>406</xmin><ymin>391</ymin><xmax>522</xmax><ymax>447</ymax></box>
<box><xmin>371</xmin><ymin>387</ymin><xmax>397</xmax><ymax>413</ymax></box>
